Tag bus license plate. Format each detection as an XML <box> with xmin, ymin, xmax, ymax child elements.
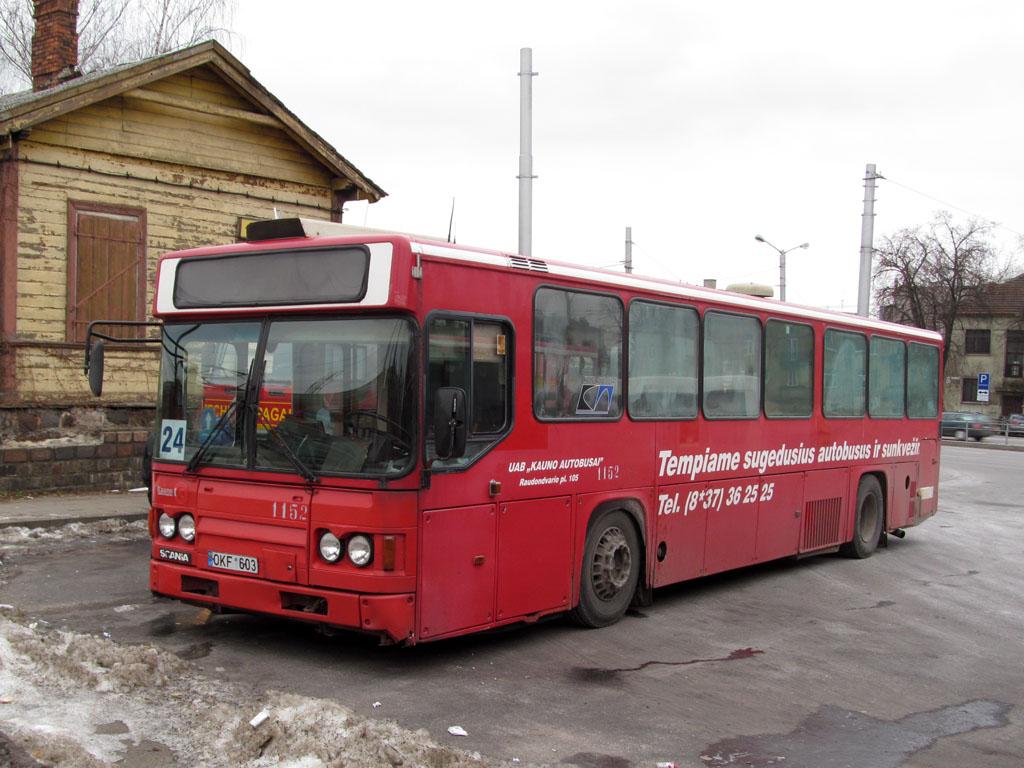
<box><xmin>207</xmin><ymin>550</ymin><xmax>259</xmax><ymax>575</ymax></box>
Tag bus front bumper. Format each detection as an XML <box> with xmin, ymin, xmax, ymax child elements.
<box><xmin>150</xmin><ymin>560</ymin><xmax>416</xmax><ymax>645</ymax></box>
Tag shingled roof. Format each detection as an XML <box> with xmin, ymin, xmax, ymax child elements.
<box><xmin>961</xmin><ymin>273</ymin><xmax>1024</xmax><ymax>317</ymax></box>
<box><xmin>0</xmin><ymin>40</ymin><xmax>386</xmax><ymax>202</ymax></box>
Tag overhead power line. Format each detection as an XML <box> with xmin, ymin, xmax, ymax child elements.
<box><xmin>883</xmin><ymin>176</ymin><xmax>1024</xmax><ymax>239</ymax></box>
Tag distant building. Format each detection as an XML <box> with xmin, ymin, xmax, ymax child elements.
<box><xmin>943</xmin><ymin>274</ymin><xmax>1024</xmax><ymax>418</ymax></box>
<box><xmin>0</xmin><ymin>0</ymin><xmax>384</xmax><ymax>492</ymax></box>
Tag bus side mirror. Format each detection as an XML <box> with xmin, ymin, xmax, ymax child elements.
<box><xmin>88</xmin><ymin>339</ymin><xmax>105</xmax><ymax>397</ymax></box>
<box><xmin>433</xmin><ymin>387</ymin><xmax>467</xmax><ymax>460</ymax></box>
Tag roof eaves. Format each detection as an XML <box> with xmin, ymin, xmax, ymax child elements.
<box><xmin>1</xmin><ymin>40</ymin><xmax>385</xmax><ymax>202</ymax></box>
<box><xmin>200</xmin><ymin>48</ymin><xmax>386</xmax><ymax>201</ymax></box>
<box><xmin>0</xmin><ymin>42</ymin><xmax>222</xmax><ymax>133</ymax></box>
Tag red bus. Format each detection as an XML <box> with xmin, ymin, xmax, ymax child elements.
<box><xmin>87</xmin><ymin>218</ymin><xmax>942</xmax><ymax>645</ymax></box>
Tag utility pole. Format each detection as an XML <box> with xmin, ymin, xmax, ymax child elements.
<box><xmin>518</xmin><ymin>48</ymin><xmax>537</xmax><ymax>257</ymax></box>
<box><xmin>754</xmin><ymin>235</ymin><xmax>808</xmax><ymax>302</ymax></box>
<box><xmin>857</xmin><ymin>164</ymin><xmax>880</xmax><ymax>317</ymax></box>
<box><xmin>624</xmin><ymin>227</ymin><xmax>633</xmax><ymax>274</ymax></box>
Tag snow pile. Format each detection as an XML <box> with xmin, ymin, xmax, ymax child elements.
<box><xmin>0</xmin><ymin>608</ymin><xmax>520</xmax><ymax>767</ymax></box>
<box><xmin>0</xmin><ymin>519</ymin><xmax>149</xmax><ymax>547</ymax></box>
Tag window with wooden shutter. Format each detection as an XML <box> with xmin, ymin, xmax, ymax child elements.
<box><xmin>67</xmin><ymin>201</ymin><xmax>147</xmax><ymax>343</ymax></box>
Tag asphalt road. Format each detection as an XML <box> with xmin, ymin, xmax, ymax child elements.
<box><xmin>2</xmin><ymin>445</ymin><xmax>1022</xmax><ymax>767</ymax></box>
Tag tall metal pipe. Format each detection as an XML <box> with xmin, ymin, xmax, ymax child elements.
<box><xmin>518</xmin><ymin>48</ymin><xmax>536</xmax><ymax>257</ymax></box>
<box><xmin>625</xmin><ymin>227</ymin><xmax>633</xmax><ymax>274</ymax></box>
<box><xmin>858</xmin><ymin>164</ymin><xmax>879</xmax><ymax>316</ymax></box>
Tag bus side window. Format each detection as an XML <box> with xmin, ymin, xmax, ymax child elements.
<box><xmin>869</xmin><ymin>336</ymin><xmax>906</xmax><ymax>418</ymax></box>
<box><xmin>534</xmin><ymin>288</ymin><xmax>623</xmax><ymax>420</ymax></box>
<box><xmin>907</xmin><ymin>343</ymin><xmax>939</xmax><ymax>418</ymax></box>
<box><xmin>764</xmin><ymin>319</ymin><xmax>813</xmax><ymax>418</ymax></box>
<box><xmin>824</xmin><ymin>329</ymin><xmax>867</xmax><ymax>418</ymax></box>
<box><xmin>427</xmin><ymin>316</ymin><xmax>513</xmax><ymax>467</ymax></box>
<box><xmin>627</xmin><ymin>300</ymin><xmax>698</xmax><ymax>420</ymax></box>
<box><xmin>703</xmin><ymin>311</ymin><xmax>761</xmax><ymax>420</ymax></box>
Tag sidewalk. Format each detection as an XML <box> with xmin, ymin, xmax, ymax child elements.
<box><xmin>0</xmin><ymin>490</ymin><xmax>150</xmax><ymax>529</ymax></box>
<box><xmin>943</xmin><ymin>436</ymin><xmax>1024</xmax><ymax>452</ymax></box>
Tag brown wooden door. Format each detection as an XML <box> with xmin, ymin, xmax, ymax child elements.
<box><xmin>67</xmin><ymin>203</ymin><xmax>145</xmax><ymax>342</ymax></box>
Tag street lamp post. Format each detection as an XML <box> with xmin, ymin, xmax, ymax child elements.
<box><xmin>754</xmin><ymin>235</ymin><xmax>809</xmax><ymax>302</ymax></box>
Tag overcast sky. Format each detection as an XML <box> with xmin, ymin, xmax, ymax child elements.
<box><xmin>233</xmin><ymin>1</ymin><xmax>1024</xmax><ymax>312</ymax></box>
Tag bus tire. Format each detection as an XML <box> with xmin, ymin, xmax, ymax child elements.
<box><xmin>841</xmin><ymin>475</ymin><xmax>883</xmax><ymax>559</ymax></box>
<box><xmin>570</xmin><ymin>510</ymin><xmax>640</xmax><ymax>628</ymax></box>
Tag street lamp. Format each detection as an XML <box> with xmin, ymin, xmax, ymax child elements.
<box><xmin>754</xmin><ymin>235</ymin><xmax>809</xmax><ymax>302</ymax></box>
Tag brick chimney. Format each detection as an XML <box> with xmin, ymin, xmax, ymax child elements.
<box><xmin>31</xmin><ymin>0</ymin><xmax>80</xmax><ymax>91</ymax></box>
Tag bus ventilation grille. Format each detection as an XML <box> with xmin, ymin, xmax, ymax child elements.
<box><xmin>509</xmin><ymin>256</ymin><xmax>549</xmax><ymax>272</ymax></box>
<box><xmin>801</xmin><ymin>497</ymin><xmax>843</xmax><ymax>550</ymax></box>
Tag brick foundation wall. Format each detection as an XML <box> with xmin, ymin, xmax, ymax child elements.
<box><xmin>0</xmin><ymin>405</ymin><xmax>154</xmax><ymax>495</ymax></box>
<box><xmin>0</xmin><ymin>429</ymin><xmax>150</xmax><ymax>494</ymax></box>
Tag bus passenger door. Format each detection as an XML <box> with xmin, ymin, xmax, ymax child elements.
<box><xmin>419</xmin><ymin>504</ymin><xmax>496</xmax><ymax>641</ymax></box>
<box><xmin>419</xmin><ymin>313</ymin><xmax>516</xmax><ymax>639</ymax></box>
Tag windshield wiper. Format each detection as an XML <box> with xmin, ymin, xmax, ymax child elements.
<box><xmin>183</xmin><ymin>357</ymin><xmax>317</xmax><ymax>484</ymax></box>
<box><xmin>186</xmin><ymin>356</ymin><xmax>254</xmax><ymax>473</ymax></box>
<box><xmin>249</xmin><ymin>398</ymin><xmax>318</xmax><ymax>484</ymax></box>
<box><xmin>245</xmin><ymin>359</ymin><xmax>317</xmax><ymax>483</ymax></box>
<box><xmin>185</xmin><ymin>397</ymin><xmax>241</xmax><ymax>473</ymax></box>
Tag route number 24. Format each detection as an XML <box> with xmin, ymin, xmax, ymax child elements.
<box><xmin>159</xmin><ymin>420</ymin><xmax>186</xmax><ymax>460</ymax></box>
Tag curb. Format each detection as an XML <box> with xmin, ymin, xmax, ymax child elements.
<box><xmin>940</xmin><ymin>438</ymin><xmax>1024</xmax><ymax>452</ymax></box>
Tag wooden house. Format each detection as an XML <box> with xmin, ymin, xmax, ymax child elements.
<box><xmin>0</xmin><ymin>0</ymin><xmax>385</xmax><ymax>492</ymax></box>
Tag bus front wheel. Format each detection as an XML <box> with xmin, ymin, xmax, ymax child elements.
<box><xmin>841</xmin><ymin>475</ymin><xmax>884</xmax><ymax>559</ymax></box>
<box><xmin>570</xmin><ymin>510</ymin><xmax>640</xmax><ymax>628</ymax></box>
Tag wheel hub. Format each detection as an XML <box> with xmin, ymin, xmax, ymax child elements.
<box><xmin>591</xmin><ymin>526</ymin><xmax>632</xmax><ymax>600</ymax></box>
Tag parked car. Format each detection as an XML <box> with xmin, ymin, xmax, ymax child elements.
<box><xmin>1005</xmin><ymin>413</ymin><xmax>1024</xmax><ymax>436</ymax></box>
<box><xmin>941</xmin><ymin>411</ymin><xmax>999</xmax><ymax>441</ymax></box>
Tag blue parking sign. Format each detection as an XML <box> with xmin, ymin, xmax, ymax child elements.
<box><xmin>977</xmin><ymin>372</ymin><xmax>990</xmax><ymax>402</ymax></box>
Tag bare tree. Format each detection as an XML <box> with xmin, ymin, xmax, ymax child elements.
<box><xmin>874</xmin><ymin>211</ymin><xmax>1012</xmax><ymax>365</ymax></box>
<box><xmin>0</xmin><ymin>0</ymin><xmax>234</xmax><ymax>93</ymax></box>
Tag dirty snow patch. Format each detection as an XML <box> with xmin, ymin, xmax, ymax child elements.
<box><xmin>0</xmin><ymin>607</ymin><xmax>525</xmax><ymax>767</ymax></box>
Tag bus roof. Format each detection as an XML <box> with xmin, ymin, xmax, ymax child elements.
<box><xmin>165</xmin><ymin>217</ymin><xmax>943</xmax><ymax>344</ymax></box>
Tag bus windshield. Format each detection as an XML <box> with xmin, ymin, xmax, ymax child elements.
<box><xmin>156</xmin><ymin>317</ymin><xmax>417</xmax><ymax>478</ymax></box>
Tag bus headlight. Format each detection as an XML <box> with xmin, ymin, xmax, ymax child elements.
<box><xmin>178</xmin><ymin>514</ymin><xmax>196</xmax><ymax>543</ymax></box>
<box><xmin>347</xmin><ymin>534</ymin><xmax>373</xmax><ymax>567</ymax></box>
<box><xmin>319</xmin><ymin>531</ymin><xmax>342</xmax><ymax>563</ymax></box>
<box><xmin>157</xmin><ymin>512</ymin><xmax>176</xmax><ymax>539</ymax></box>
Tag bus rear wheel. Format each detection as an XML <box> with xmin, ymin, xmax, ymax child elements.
<box><xmin>570</xmin><ymin>510</ymin><xmax>640</xmax><ymax>628</ymax></box>
<box><xmin>841</xmin><ymin>475</ymin><xmax>883</xmax><ymax>559</ymax></box>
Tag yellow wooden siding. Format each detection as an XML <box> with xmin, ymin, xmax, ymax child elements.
<box><xmin>144</xmin><ymin>67</ymin><xmax>262</xmax><ymax>110</ymax></box>
<box><xmin>26</xmin><ymin>69</ymin><xmax>332</xmax><ymax>186</ymax></box>
<box><xmin>147</xmin><ymin>68</ymin><xmax>247</xmax><ymax>100</ymax></box>
<box><xmin>21</xmin><ymin>143</ymin><xmax>332</xmax><ymax>209</ymax></box>
<box><xmin>17</xmin><ymin>344</ymin><xmax>159</xmax><ymax>403</ymax></box>
<box><xmin>40</xmin><ymin>98</ymin><xmax>329</xmax><ymax>174</ymax></box>
<box><xmin>18</xmin><ymin>150</ymin><xmax>333</xmax><ymax>333</ymax></box>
